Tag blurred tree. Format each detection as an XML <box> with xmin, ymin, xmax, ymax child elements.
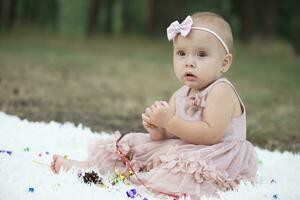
<box><xmin>232</xmin><ymin>0</ymin><xmax>255</xmax><ymax>41</ymax></box>
<box><xmin>104</xmin><ymin>0</ymin><xmax>115</xmax><ymax>34</ymax></box>
<box><xmin>294</xmin><ymin>0</ymin><xmax>300</xmax><ymax>56</ymax></box>
<box><xmin>19</xmin><ymin>0</ymin><xmax>38</xmax><ymax>23</ymax></box>
<box><xmin>59</xmin><ymin>0</ymin><xmax>87</xmax><ymax>36</ymax></box>
<box><xmin>261</xmin><ymin>0</ymin><xmax>278</xmax><ymax>41</ymax></box>
<box><xmin>87</xmin><ymin>0</ymin><xmax>101</xmax><ymax>36</ymax></box>
<box><xmin>121</xmin><ymin>0</ymin><xmax>131</xmax><ymax>34</ymax></box>
<box><xmin>148</xmin><ymin>0</ymin><xmax>182</xmax><ymax>36</ymax></box>
<box><xmin>0</xmin><ymin>0</ymin><xmax>17</xmax><ymax>31</ymax></box>
<box><xmin>39</xmin><ymin>0</ymin><xmax>59</xmax><ymax>30</ymax></box>
<box><xmin>0</xmin><ymin>0</ymin><xmax>298</xmax><ymax>54</ymax></box>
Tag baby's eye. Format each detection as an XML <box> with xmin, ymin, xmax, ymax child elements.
<box><xmin>197</xmin><ymin>51</ymin><xmax>207</xmax><ymax>57</ymax></box>
<box><xmin>177</xmin><ymin>50</ymin><xmax>185</xmax><ymax>56</ymax></box>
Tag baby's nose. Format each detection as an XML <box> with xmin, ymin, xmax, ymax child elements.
<box><xmin>185</xmin><ymin>62</ymin><xmax>196</xmax><ymax>68</ymax></box>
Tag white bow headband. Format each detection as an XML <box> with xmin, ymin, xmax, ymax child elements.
<box><xmin>166</xmin><ymin>15</ymin><xmax>229</xmax><ymax>54</ymax></box>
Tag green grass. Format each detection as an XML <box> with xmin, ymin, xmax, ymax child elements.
<box><xmin>0</xmin><ymin>34</ymin><xmax>299</xmax><ymax>152</ymax></box>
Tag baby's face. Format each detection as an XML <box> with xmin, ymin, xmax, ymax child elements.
<box><xmin>173</xmin><ymin>29</ymin><xmax>227</xmax><ymax>90</ymax></box>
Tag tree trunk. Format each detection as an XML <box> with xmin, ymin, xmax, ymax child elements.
<box><xmin>0</xmin><ymin>0</ymin><xmax>4</xmax><ymax>27</ymax></box>
<box><xmin>233</xmin><ymin>0</ymin><xmax>255</xmax><ymax>41</ymax></box>
<box><xmin>147</xmin><ymin>0</ymin><xmax>156</xmax><ymax>35</ymax></box>
<box><xmin>104</xmin><ymin>0</ymin><xmax>115</xmax><ymax>34</ymax></box>
<box><xmin>0</xmin><ymin>0</ymin><xmax>16</xmax><ymax>30</ymax></box>
<box><xmin>121</xmin><ymin>0</ymin><xmax>130</xmax><ymax>34</ymax></box>
<box><xmin>86</xmin><ymin>0</ymin><xmax>101</xmax><ymax>37</ymax></box>
<box><xmin>294</xmin><ymin>0</ymin><xmax>300</xmax><ymax>56</ymax></box>
<box><xmin>148</xmin><ymin>0</ymin><xmax>181</xmax><ymax>36</ymax></box>
<box><xmin>261</xmin><ymin>0</ymin><xmax>277</xmax><ymax>41</ymax></box>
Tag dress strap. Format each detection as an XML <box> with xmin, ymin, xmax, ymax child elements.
<box><xmin>203</xmin><ymin>77</ymin><xmax>246</xmax><ymax>114</ymax></box>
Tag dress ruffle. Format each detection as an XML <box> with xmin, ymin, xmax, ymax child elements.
<box><xmin>86</xmin><ymin>133</ymin><xmax>257</xmax><ymax>200</ymax></box>
<box><xmin>129</xmin><ymin>152</ymin><xmax>249</xmax><ymax>192</ymax></box>
<box><xmin>101</xmin><ymin>138</ymin><xmax>253</xmax><ymax>193</ymax></box>
<box><xmin>159</xmin><ymin>154</ymin><xmax>247</xmax><ymax>191</ymax></box>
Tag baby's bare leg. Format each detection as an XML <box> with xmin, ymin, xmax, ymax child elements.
<box><xmin>51</xmin><ymin>155</ymin><xmax>90</xmax><ymax>174</ymax></box>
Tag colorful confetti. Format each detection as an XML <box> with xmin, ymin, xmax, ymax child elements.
<box><xmin>77</xmin><ymin>171</ymin><xmax>83</xmax><ymax>178</ymax></box>
<box><xmin>23</xmin><ymin>147</ymin><xmax>30</xmax><ymax>152</ymax></box>
<box><xmin>52</xmin><ymin>183</ymin><xmax>61</xmax><ymax>190</ymax></box>
<box><xmin>270</xmin><ymin>179</ymin><xmax>276</xmax><ymax>184</ymax></box>
<box><xmin>28</xmin><ymin>187</ymin><xmax>34</xmax><ymax>193</ymax></box>
<box><xmin>0</xmin><ymin>150</ymin><xmax>12</xmax><ymax>155</ymax></box>
<box><xmin>257</xmin><ymin>159</ymin><xmax>263</xmax><ymax>164</ymax></box>
<box><xmin>272</xmin><ymin>194</ymin><xmax>278</xmax><ymax>199</ymax></box>
<box><xmin>32</xmin><ymin>160</ymin><xmax>50</xmax><ymax>167</ymax></box>
<box><xmin>126</xmin><ymin>189</ymin><xmax>137</xmax><ymax>198</ymax></box>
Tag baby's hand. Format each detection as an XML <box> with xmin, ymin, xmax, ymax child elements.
<box><xmin>145</xmin><ymin>101</ymin><xmax>174</xmax><ymax>128</ymax></box>
<box><xmin>142</xmin><ymin>113</ymin><xmax>165</xmax><ymax>140</ymax></box>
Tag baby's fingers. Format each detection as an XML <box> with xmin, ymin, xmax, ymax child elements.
<box><xmin>145</xmin><ymin>107</ymin><xmax>153</xmax><ymax>115</ymax></box>
<box><xmin>142</xmin><ymin>118</ymin><xmax>156</xmax><ymax>129</ymax></box>
<box><xmin>154</xmin><ymin>101</ymin><xmax>163</xmax><ymax>108</ymax></box>
<box><xmin>142</xmin><ymin>113</ymin><xmax>151</xmax><ymax>122</ymax></box>
<box><xmin>150</xmin><ymin>104</ymin><xmax>157</xmax><ymax>111</ymax></box>
<box><xmin>160</xmin><ymin>101</ymin><xmax>169</xmax><ymax>107</ymax></box>
<box><xmin>142</xmin><ymin>120</ymin><xmax>150</xmax><ymax>128</ymax></box>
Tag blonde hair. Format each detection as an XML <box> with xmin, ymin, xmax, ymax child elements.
<box><xmin>191</xmin><ymin>12</ymin><xmax>233</xmax><ymax>53</ymax></box>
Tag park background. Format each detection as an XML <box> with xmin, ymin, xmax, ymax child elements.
<box><xmin>0</xmin><ymin>0</ymin><xmax>299</xmax><ymax>152</ymax></box>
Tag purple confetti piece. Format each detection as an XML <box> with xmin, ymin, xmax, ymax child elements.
<box><xmin>126</xmin><ymin>189</ymin><xmax>137</xmax><ymax>198</ymax></box>
<box><xmin>272</xmin><ymin>194</ymin><xmax>278</xmax><ymax>199</ymax></box>
<box><xmin>6</xmin><ymin>151</ymin><xmax>12</xmax><ymax>156</ymax></box>
<box><xmin>45</xmin><ymin>151</ymin><xmax>49</xmax><ymax>155</ymax></box>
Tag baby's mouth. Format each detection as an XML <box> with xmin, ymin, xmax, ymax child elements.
<box><xmin>184</xmin><ymin>72</ymin><xmax>197</xmax><ymax>78</ymax></box>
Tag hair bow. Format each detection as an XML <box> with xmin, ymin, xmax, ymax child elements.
<box><xmin>166</xmin><ymin>15</ymin><xmax>230</xmax><ymax>54</ymax></box>
<box><xmin>167</xmin><ymin>15</ymin><xmax>193</xmax><ymax>41</ymax></box>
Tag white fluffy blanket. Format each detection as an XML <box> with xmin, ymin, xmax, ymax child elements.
<box><xmin>0</xmin><ymin>112</ymin><xmax>299</xmax><ymax>200</ymax></box>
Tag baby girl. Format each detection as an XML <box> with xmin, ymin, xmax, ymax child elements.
<box><xmin>51</xmin><ymin>12</ymin><xmax>258</xmax><ymax>200</ymax></box>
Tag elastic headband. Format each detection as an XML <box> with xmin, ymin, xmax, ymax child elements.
<box><xmin>166</xmin><ymin>15</ymin><xmax>229</xmax><ymax>54</ymax></box>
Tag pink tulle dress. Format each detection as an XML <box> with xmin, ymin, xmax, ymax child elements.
<box><xmin>86</xmin><ymin>77</ymin><xmax>258</xmax><ymax>200</ymax></box>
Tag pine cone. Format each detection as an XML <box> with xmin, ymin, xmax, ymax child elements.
<box><xmin>82</xmin><ymin>171</ymin><xmax>103</xmax><ymax>185</ymax></box>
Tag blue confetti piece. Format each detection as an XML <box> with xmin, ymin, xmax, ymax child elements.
<box><xmin>28</xmin><ymin>187</ymin><xmax>34</xmax><ymax>193</ymax></box>
<box><xmin>272</xmin><ymin>194</ymin><xmax>278</xmax><ymax>199</ymax></box>
<box><xmin>270</xmin><ymin>179</ymin><xmax>276</xmax><ymax>184</ymax></box>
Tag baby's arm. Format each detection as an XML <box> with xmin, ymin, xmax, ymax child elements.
<box><xmin>164</xmin><ymin>83</ymin><xmax>235</xmax><ymax>145</ymax></box>
<box><xmin>164</xmin><ymin>92</ymin><xmax>178</xmax><ymax>139</ymax></box>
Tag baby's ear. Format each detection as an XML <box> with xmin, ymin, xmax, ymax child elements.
<box><xmin>221</xmin><ymin>53</ymin><xmax>233</xmax><ymax>73</ymax></box>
